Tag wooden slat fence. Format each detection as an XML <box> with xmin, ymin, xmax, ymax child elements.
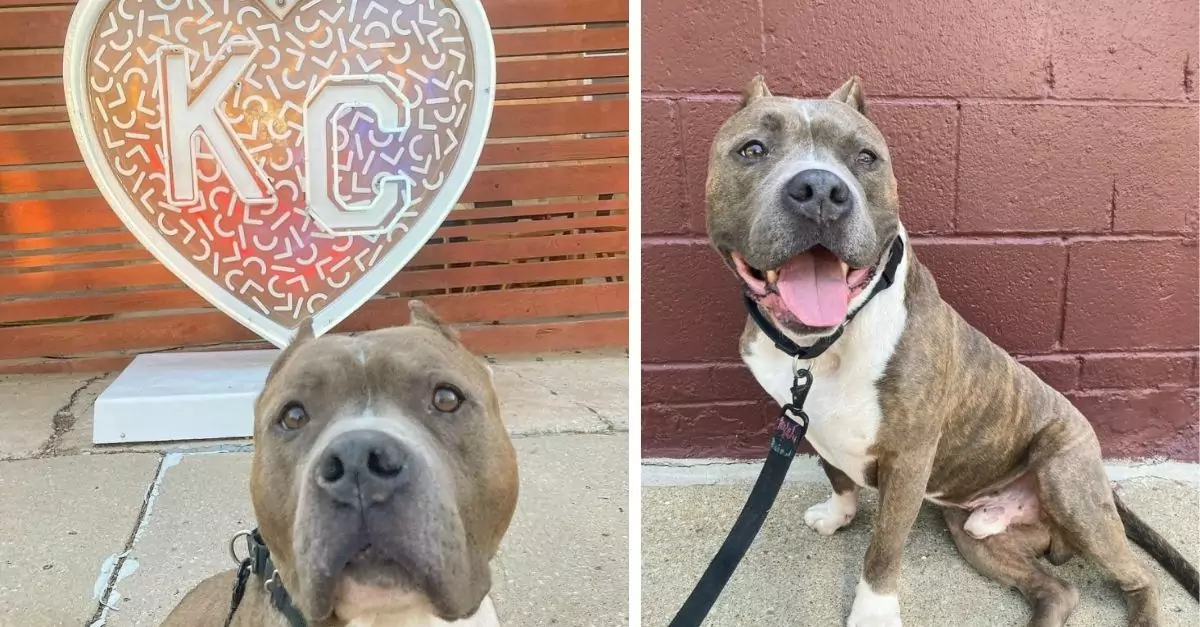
<box><xmin>0</xmin><ymin>0</ymin><xmax>630</xmax><ymax>372</ymax></box>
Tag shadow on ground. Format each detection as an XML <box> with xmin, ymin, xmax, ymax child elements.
<box><xmin>642</xmin><ymin>465</ymin><xmax>1199</xmax><ymax>627</ymax></box>
<box><xmin>0</xmin><ymin>352</ymin><xmax>628</xmax><ymax>627</ymax></box>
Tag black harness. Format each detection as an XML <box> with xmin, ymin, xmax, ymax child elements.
<box><xmin>227</xmin><ymin>529</ymin><xmax>307</xmax><ymax>627</ymax></box>
<box><xmin>668</xmin><ymin>236</ymin><xmax>905</xmax><ymax>627</ymax></box>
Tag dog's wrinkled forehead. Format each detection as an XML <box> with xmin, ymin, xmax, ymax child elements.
<box><xmin>257</xmin><ymin>305</ymin><xmax>495</xmax><ymax>432</ymax></box>
<box><xmin>715</xmin><ymin>97</ymin><xmax>888</xmax><ymax>162</ymax></box>
<box><xmin>259</xmin><ymin>327</ymin><xmax>492</xmax><ymax>423</ymax></box>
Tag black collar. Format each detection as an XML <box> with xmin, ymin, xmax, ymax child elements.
<box><xmin>227</xmin><ymin>529</ymin><xmax>307</xmax><ymax>627</ymax></box>
<box><xmin>743</xmin><ymin>235</ymin><xmax>905</xmax><ymax>360</ymax></box>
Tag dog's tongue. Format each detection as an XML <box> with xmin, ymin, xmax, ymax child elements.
<box><xmin>776</xmin><ymin>249</ymin><xmax>850</xmax><ymax>327</ymax></box>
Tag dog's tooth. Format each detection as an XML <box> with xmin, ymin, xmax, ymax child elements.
<box><xmin>765</xmin><ymin>270</ymin><xmax>778</xmax><ymax>284</ymax></box>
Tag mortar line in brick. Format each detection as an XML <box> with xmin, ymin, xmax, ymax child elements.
<box><xmin>1018</xmin><ymin>349</ymin><xmax>1200</xmax><ymax>359</ymax></box>
<box><xmin>642</xmin><ymin>92</ymin><xmax>1198</xmax><ymax>108</ymax></box>
<box><xmin>910</xmin><ymin>233</ymin><xmax>1190</xmax><ymax>245</ymax></box>
<box><xmin>642</xmin><ymin>93</ymin><xmax>684</xmax><ymax>102</ymax></box>
<box><xmin>756</xmin><ymin>0</ymin><xmax>766</xmax><ymax>63</ymax></box>
<box><xmin>1108</xmin><ymin>178</ymin><xmax>1118</xmax><ymax>232</ymax></box>
<box><xmin>1184</xmin><ymin>53</ymin><xmax>1195</xmax><ymax>101</ymax></box>
<box><xmin>668</xmin><ymin>97</ymin><xmax>689</xmax><ymax>231</ymax></box>
<box><xmin>643</xmin><ymin>399</ymin><xmax>761</xmax><ymax>409</ymax></box>
<box><xmin>642</xmin><ymin>235</ymin><xmax>709</xmax><ymax>245</ymax></box>
<box><xmin>951</xmin><ymin>100</ymin><xmax>963</xmax><ymax>232</ymax></box>
<box><xmin>1069</xmin><ymin>386</ymin><xmax>1199</xmax><ymax>397</ymax></box>
<box><xmin>1055</xmin><ymin>244</ymin><xmax>1071</xmax><ymax>349</ymax></box>
<box><xmin>643</xmin><ymin>360</ymin><xmax>746</xmax><ymax>369</ymax></box>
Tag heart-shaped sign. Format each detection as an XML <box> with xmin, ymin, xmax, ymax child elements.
<box><xmin>64</xmin><ymin>0</ymin><xmax>494</xmax><ymax>347</ymax></box>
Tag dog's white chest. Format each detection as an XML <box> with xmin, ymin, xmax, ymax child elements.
<box><xmin>744</xmin><ymin>337</ymin><xmax>887</xmax><ymax>485</ymax></box>
<box><xmin>741</xmin><ymin>243</ymin><xmax>910</xmax><ymax>486</ymax></box>
<box><xmin>345</xmin><ymin>594</ymin><xmax>499</xmax><ymax>627</ymax></box>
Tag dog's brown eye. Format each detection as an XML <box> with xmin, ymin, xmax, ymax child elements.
<box><xmin>738</xmin><ymin>140</ymin><xmax>767</xmax><ymax>159</ymax></box>
<box><xmin>432</xmin><ymin>386</ymin><xmax>463</xmax><ymax>412</ymax></box>
<box><xmin>855</xmin><ymin>149</ymin><xmax>878</xmax><ymax>167</ymax></box>
<box><xmin>278</xmin><ymin>403</ymin><xmax>309</xmax><ymax>430</ymax></box>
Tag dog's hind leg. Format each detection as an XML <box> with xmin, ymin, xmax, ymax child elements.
<box><xmin>804</xmin><ymin>456</ymin><xmax>860</xmax><ymax>535</ymax></box>
<box><xmin>943</xmin><ymin>508</ymin><xmax>1077</xmax><ymax>627</ymax></box>
<box><xmin>1035</xmin><ymin>446</ymin><xmax>1161</xmax><ymax>627</ymax></box>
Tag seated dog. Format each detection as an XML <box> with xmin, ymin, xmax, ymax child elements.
<box><xmin>705</xmin><ymin>75</ymin><xmax>1197</xmax><ymax>626</ymax></box>
<box><xmin>164</xmin><ymin>300</ymin><xmax>518</xmax><ymax>626</ymax></box>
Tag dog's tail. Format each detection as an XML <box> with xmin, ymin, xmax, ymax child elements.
<box><xmin>1113</xmin><ymin>489</ymin><xmax>1199</xmax><ymax>599</ymax></box>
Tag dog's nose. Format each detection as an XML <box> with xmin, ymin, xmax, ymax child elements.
<box><xmin>315</xmin><ymin>431</ymin><xmax>409</xmax><ymax>506</ymax></box>
<box><xmin>784</xmin><ymin>169</ymin><xmax>852</xmax><ymax>222</ymax></box>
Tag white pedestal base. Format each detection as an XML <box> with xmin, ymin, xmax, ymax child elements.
<box><xmin>93</xmin><ymin>350</ymin><xmax>280</xmax><ymax>444</ymax></box>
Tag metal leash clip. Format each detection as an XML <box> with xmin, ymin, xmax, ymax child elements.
<box><xmin>772</xmin><ymin>368</ymin><xmax>813</xmax><ymax>457</ymax></box>
<box><xmin>788</xmin><ymin>367</ymin><xmax>813</xmax><ymax>409</ymax></box>
<box><xmin>228</xmin><ymin>529</ymin><xmax>254</xmax><ymax>566</ymax></box>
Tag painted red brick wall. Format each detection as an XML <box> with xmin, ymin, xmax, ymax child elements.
<box><xmin>642</xmin><ymin>0</ymin><xmax>1200</xmax><ymax>459</ymax></box>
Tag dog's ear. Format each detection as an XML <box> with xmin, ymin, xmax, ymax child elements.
<box><xmin>740</xmin><ymin>75</ymin><xmax>772</xmax><ymax>108</ymax></box>
<box><xmin>828</xmin><ymin>76</ymin><xmax>866</xmax><ymax>115</ymax></box>
<box><xmin>266</xmin><ymin>318</ymin><xmax>315</xmax><ymax>380</ymax></box>
<box><xmin>409</xmin><ymin>300</ymin><xmax>460</xmax><ymax>343</ymax></box>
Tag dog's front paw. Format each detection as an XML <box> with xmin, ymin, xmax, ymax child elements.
<box><xmin>847</xmin><ymin>580</ymin><xmax>902</xmax><ymax>627</ymax></box>
<box><xmin>804</xmin><ymin>492</ymin><xmax>856</xmax><ymax>536</ymax></box>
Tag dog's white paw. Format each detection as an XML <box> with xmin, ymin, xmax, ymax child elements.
<box><xmin>847</xmin><ymin>579</ymin><xmax>902</xmax><ymax>627</ymax></box>
<box><xmin>804</xmin><ymin>491</ymin><xmax>856</xmax><ymax>536</ymax></box>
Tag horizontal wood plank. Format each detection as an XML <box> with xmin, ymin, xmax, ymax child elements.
<box><xmin>0</xmin><ymin>135</ymin><xmax>627</xmax><ymax>196</ymax></box>
<box><xmin>494</xmin><ymin>26</ymin><xmax>627</xmax><ymax>57</ymax></box>
<box><xmin>0</xmin><ymin>316</ymin><xmax>627</xmax><ymax>374</ymax></box>
<box><xmin>0</xmin><ymin>30</ymin><xmax>633</xmax><ymax>80</ymax></box>
<box><xmin>484</xmin><ymin>0</ymin><xmax>628</xmax><ymax>28</ymax></box>
<box><xmin>497</xmin><ymin>54</ymin><xmax>627</xmax><ymax>84</ymax></box>
<box><xmin>0</xmin><ymin>199</ymin><xmax>626</xmax><ymax>254</ymax></box>
<box><xmin>0</xmin><ymin>256</ymin><xmax>626</xmax><ymax>322</ymax></box>
<box><xmin>1</xmin><ymin>55</ymin><xmax>627</xmax><ymax>107</ymax></box>
<box><xmin>0</xmin><ymin>282</ymin><xmax>626</xmax><ymax>359</ymax></box>
<box><xmin>0</xmin><ymin>163</ymin><xmax>626</xmax><ymax>234</ymax></box>
<box><xmin>0</xmin><ymin>212</ymin><xmax>626</xmax><ymax>270</ymax></box>
<box><xmin>0</xmin><ymin>230</ymin><xmax>627</xmax><ymax>296</ymax></box>
<box><xmin>0</xmin><ymin>1</ymin><xmax>629</xmax><ymax>369</ymax></box>
<box><xmin>0</xmin><ymin>99</ymin><xmax>626</xmax><ymax>166</ymax></box>
<box><xmin>0</xmin><ymin>1</ymin><xmax>627</xmax><ymax>52</ymax></box>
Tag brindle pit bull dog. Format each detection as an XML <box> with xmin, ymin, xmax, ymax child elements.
<box><xmin>705</xmin><ymin>75</ymin><xmax>1198</xmax><ymax>627</ymax></box>
<box><xmin>163</xmin><ymin>301</ymin><xmax>518</xmax><ymax>626</ymax></box>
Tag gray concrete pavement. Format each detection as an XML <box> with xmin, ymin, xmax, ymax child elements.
<box><xmin>0</xmin><ymin>352</ymin><xmax>628</xmax><ymax>626</ymax></box>
<box><xmin>642</xmin><ymin>459</ymin><xmax>1200</xmax><ymax>627</ymax></box>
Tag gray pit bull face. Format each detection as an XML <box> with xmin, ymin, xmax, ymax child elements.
<box><xmin>706</xmin><ymin>76</ymin><xmax>901</xmax><ymax>333</ymax></box>
<box><xmin>250</xmin><ymin>301</ymin><xmax>518</xmax><ymax>623</ymax></box>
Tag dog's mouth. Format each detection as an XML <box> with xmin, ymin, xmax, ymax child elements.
<box><xmin>732</xmin><ymin>247</ymin><xmax>876</xmax><ymax>329</ymax></box>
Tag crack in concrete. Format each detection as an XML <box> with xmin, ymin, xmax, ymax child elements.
<box><xmin>36</xmin><ymin>374</ymin><xmax>108</xmax><ymax>458</ymax></box>
<box><xmin>501</xmin><ymin>366</ymin><xmax>622</xmax><ymax>434</ymax></box>
<box><xmin>509</xmin><ymin>426</ymin><xmax>628</xmax><ymax>440</ymax></box>
<box><xmin>86</xmin><ymin>453</ymin><xmax>177</xmax><ymax>626</ymax></box>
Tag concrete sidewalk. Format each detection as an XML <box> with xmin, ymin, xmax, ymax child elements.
<box><xmin>0</xmin><ymin>351</ymin><xmax>629</xmax><ymax>627</ymax></box>
<box><xmin>642</xmin><ymin>458</ymin><xmax>1200</xmax><ymax>627</ymax></box>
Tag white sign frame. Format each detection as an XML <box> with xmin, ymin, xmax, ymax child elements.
<box><xmin>63</xmin><ymin>0</ymin><xmax>496</xmax><ymax>348</ymax></box>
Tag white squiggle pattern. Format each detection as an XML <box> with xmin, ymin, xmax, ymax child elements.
<box><xmin>86</xmin><ymin>0</ymin><xmax>475</xmax><ymax>321</ymax></box>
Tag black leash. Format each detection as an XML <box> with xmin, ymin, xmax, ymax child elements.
<box><xmin>668</xmin><ymin>237</ymin><xmax>904</xmax><ymax>627</ymax></box>
<box><xmin>227</xmin><ymin>529</ymin><xmax>308</xmax><ymax>627</ymax></box>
